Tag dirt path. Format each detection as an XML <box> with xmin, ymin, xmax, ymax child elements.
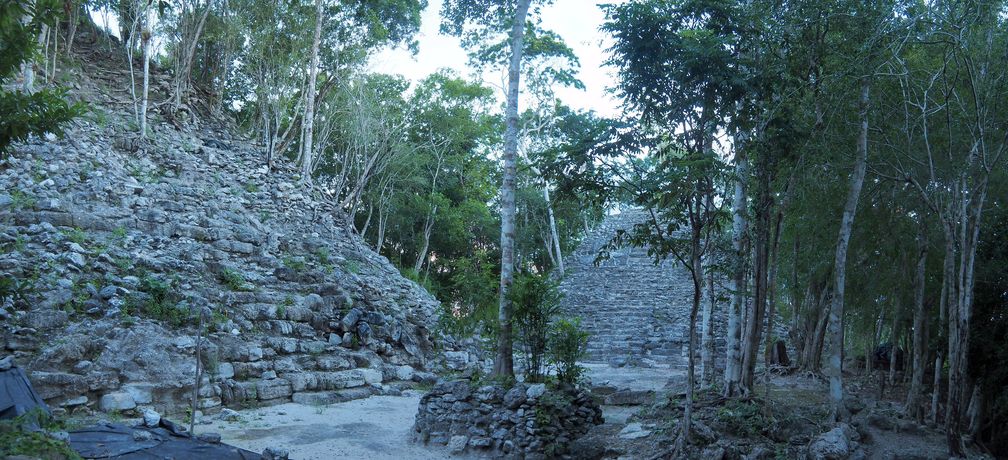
<box><xmin>203</xmin><ymin>391</ymin><xmax>457</xmax><ymax>460</ymax></box>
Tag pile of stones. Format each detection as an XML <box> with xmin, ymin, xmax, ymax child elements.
<box><xmin>414</xmin><ymin>380</ymin><xmax>603</xmax><ymax>459</ymax></box>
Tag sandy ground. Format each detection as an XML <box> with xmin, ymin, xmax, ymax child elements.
<box><xmin>196</xmin><ymin>365</ymin><xmax>678</xmax><ymax>459</ymax></box>
<box><xmin>203</xmin><ymin>391</ymin><xmax>460</xmax><ymax>460</ymax></box>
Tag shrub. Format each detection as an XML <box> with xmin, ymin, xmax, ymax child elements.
<box><xmin>282</xmin><ymin>256</ymin><xmax>305</xmax><ymax>272</ymax></box>
<box><xmin>509</xmin><ymin>271</ymin><xmax>561</xmax><ymax>383</ymax></box>
<box><xmin>0</xmin><ymin>274</ymin><xmax>34</xmax><ymax>309</ymax></box>
<box><xmin>125</xmin><ymin>275</ymin><xmax>190</xmax><ymax>328</ymax></box>
<box><xmin>0</xmin><ymin>410</ymin><xmax>81</xmax><ymax>459</ymax></box>
<box><xmin>219</xmin><ymin>268</ymin><xmax>252</xmax><ymax>291</ymax></box>
<box><xmin>548</xmin><ymin>317</ymin><xmax>589</xmax><ymax>385</ymax></box>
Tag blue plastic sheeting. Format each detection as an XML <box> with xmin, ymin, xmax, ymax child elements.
<box><xmin>0</xmin><ymin>366</ymin><xmax>50</xmax><ymax>421</ymax></box>
<box><xmin>69</xmin><ymin>420</ymin><xmax>260</xmax><ymax>459</ymax></box>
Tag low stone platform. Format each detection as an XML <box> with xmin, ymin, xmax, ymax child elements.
<box><xmin>414</xmin><ymin>380</ymin><xmax>603</xmax><ymax>458</ymax></box>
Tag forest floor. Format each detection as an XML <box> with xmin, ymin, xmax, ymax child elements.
<box><xmin>573</xmin><ymin>366</ymin><xmax>952</xmax><ymax>460</ymax></box>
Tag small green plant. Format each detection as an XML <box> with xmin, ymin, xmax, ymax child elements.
<box><xmin>276</xmin><ymin>303</ymin><xmax>287</xmax><ymax>319</ymax></box>
<box><xmin>219</xmin><ymin>268</ymin><xmax>253</xmax><ymax>291</ymax></box>
<box><xmin>0</xmin><ymin>275</ymin><xmax>34</xmax><ymax>310</ymax></box>
<box><xmin>243</xmin><ymin>182</ymin><xmax>259</xmax><ymax>193</ymax></box>
<box><xmin>1</xmin><ymin>234</ymin><xmax>27</xmax><ymax>253</ymax></box>
<box><xmin>32</xmin><ymin>159</ymin><xmax>46</xmax><ymax>183</ymax></box>
<box><xmin>211</xmin><ymin>308</ymin><xmax>229</xmax><ymax>330</ymax></box>
<box><xmin>344</xmin><ymin>260</ymin><xmax>360</xmax><ymax>274</ymax></box>
<box><xmin>715</xmin><ymin>399</ymin><xmax>770</xmax><ymax>438</ymax></box>
<box><xmin>111</xmin><ymin>226</ymin><xmax>128</xmax><ymax>243</ymax></box>
<box><xmin>113</xmin><ymin>256</ymin><xmax>133</xmax><ymax>272</ymax></box>
<box><xmin>124</xmin><ymin>275</ymin><xmax>190</xmax><ymax>328</ymax></box>
<box><xmin>87</xmin><ymin>106</ymin><xmax>110</xmax><ymax>127</ymax></box>
<box><xmin>282</xmin><ymin>256</ymin><xmax>306</xmax><ymax>272</ymax></box>
<box><xmin>61</xmin><ymin>227</ymin><xmax>89</xmax><ymax>246</ymax></box>
<box><xmin>9</xmin><ymin>190</ymin><xmax>36</xmax><ymax>210</ymax></box>
<box><xmin>533</xmin><ymin>390</ymin><xmax>573</xmax><ymax>428</ymax></box>
<box><xmin>548</xmin><ymin>317</ymin><xmax>590</xmax><ymax>385</ymax></box>
<box><xmin>510</xmin><ymin>271</ymin><xmax>561</xmax><ymax>383</ymax></box>
<box><xmin>259</xmin><ymin>210</ymin><xmax>272</xmax><ymax>223</ymax></box>
<box><xmin>315</xmin><ymin>247</ymin><xmax>330</xmax><ymax>265</ymax></box>
<box><xmin>0</xmin><ymin>410</ymin><xmax>82</xmax><ymax>459</ymax></box>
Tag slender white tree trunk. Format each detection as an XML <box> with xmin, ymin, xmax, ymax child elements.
<box><xmin>139</xmin><ymin>7</ymin><xmax>152</xmax><ymax>138</ymax></box>
<box><xmin>21</xmin><ymin>10</ymin><xmax>34</xmax><ymax>92</ymax></box>
<box><xmin>724</xmin><ymin>144</ymin><xmax>748</xmax><ymax>397</ymax></box>
<box><xmin>827</xmin><ymin>79</ymin><xmax>870</xmax><ymax>421</ymax></box>
<box><xmin>174</xmin><ymin>0</ymin><xmax>212</xmax><ymax>109</ymax></box>
<box><xmin>543</xmin><ymin>185</ymin><xmax>564</xmax><ymax>274</ymax></box>
<box><xmin>300</xmin><ymin>0</ymin><xmax>323</xmax><ymax>181</ymax></box>
<box><xmin>492</xmin><ymin>0</ymin><xmax>532</xmax><ymax>379</ymax></box>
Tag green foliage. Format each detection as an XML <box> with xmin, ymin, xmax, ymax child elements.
<box><xmin>219</xmin><ymin>268</ymin><xmax>253</xmax><ymax>291</ymax></box>
<box><xmin>509</xmin><ymin>271</ymin><xmax>560</xmax><ymax>383</ymax></box>
<box><xmin>714</xmin><ymin>399</ymin><xmax>777</xmax><ymax>439</ymax></box>
<box><xmin>10</xmin><ymin>189</ymin><xmax>37</xmax><ymax>210</ymax></box>
<box><xmin>282</xmin><ymin>256</ymin><xmax>305</xmax><ymax>272</ymax></box>
<box><xmin>0</xmin><ymin>0</ymin><xmax>83</xmax><ymax>155</ymax></box>
<box><xmin>314</xmin><ymin>247</ymin><xmax>330</xmax><ymax>266</ymax></box>
<box><xmin>60</xmin><ymin>227</ymin><xmax>88</xmax><ymax>246</ymax></box>
<box><xmin>0</xmin><ymin>410</ymin><xmax>81</xmax><ymax>460</ymax></box>
<box><xmin>532</xmin><ymin>389</ymin><xmax>576</xmax><ymax>457</ymax></box>
<box><xmin>125</xmin><ymin>275</ymin><xmax>190</xmax><ymax>328</ymax></box>
<box><xmin>0</xmin><ymin>274</ymin><xmax>34</xmax><ymax>309</ymax></box>
<box><xmin>548</xmin><ymin>317</ymin><xmax>589</xmax><ymax>385</ymax></box>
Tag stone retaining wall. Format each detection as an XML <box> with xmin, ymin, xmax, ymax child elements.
<box><xmin>413</xmin><ymin>380</ymin><xmax>603</xmax><ymax>459</ymax></box>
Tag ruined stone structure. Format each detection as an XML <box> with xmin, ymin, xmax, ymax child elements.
<box><xmin>0</xmin><ymin>66</ymin><xmax>461</xmax><ymax>417</ymax></box>
<box><xmin>558</xmin><ymin>209</ymin><xmax>727</xmax><ymax>368</ymax></box>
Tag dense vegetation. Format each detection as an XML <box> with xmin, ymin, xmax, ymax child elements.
<box><xmin>4</xmin><ymin>0</ymin><xmax>1006</xmax><ymax>457</ymax></box>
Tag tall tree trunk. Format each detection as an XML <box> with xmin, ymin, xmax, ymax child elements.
<box><xmin>905</xmin><ymin>229</ymin><xmax>928</xmax><ymax>421</ymax></box>
<box><xmin>742</xmin><ymin>155</ymin><xmax>772</xmax><ymax>394</ymax></box>
<box><xmin>764</xmin><ymin>206</ymin><xmax>785</xmax><ymax>368</ymax></box>
<box><xmin>946</xmin><ymin>179</ymin><xmax>987</xmax><ymax>455</ymax></box>
<box><xmin>300</xmin><ymin>0</ymin><xmax>323</xmax><ymax>182</ymax></box>
<box><xmin>827</xmin><ymin>79</ymin><xmax>870</xmax><ymax>421</ymax></box>
<box><xmin>492</xmin><ymin>0</ymin><xmax>531</xmax><ymax>378</ymax></box>
<box><xmin>21</xmin><ymin>9</ymin><xmax>34</xmax><ymax>92</ymax></box>
<box><xmin>677</xmin><ymin>226</ymin><xmax>704</xmax><ymax>455</ymax></box>
<box><xmin>931</xmin><ymin>230</ymin><xmax>953</xmax><ymax>425</ymax></box>
<box><xmin>65</xmin><ymin>0</ymin><xmax>79</xmax><ymax>57</ymax></box>
<box><xmin>139</xmin><ymin>8</ymin><xmax>151</xmax><ymax>138</ymax></box>
<box><xmin>544</xmin><ymin>185</ymin><xmax>564</xmax><ymax>274</ymax></box>
<box><xmin>724</xmin><ymin>144</ymin><xmax>748</xmax><ymax>397</ymax></box>
<box><xmin>888</xmin><ymin>306</ymin><xmax>900</xmax><ymax>390</ymax></box>
<box><xmin>173</xmin><ymin>0</ymin><xmax>213</xmax><ymax>110</ymax></box>
<box><xmin>701</xmin><ymin>261</ymin><xmax>715</xmax><ymax>385</ymax></box>
<box><xmin>415</xmin><ymin>206</ymin><xmax>437</xmax><ymax>273</ymax></box>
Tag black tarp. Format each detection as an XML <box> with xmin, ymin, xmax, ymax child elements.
<box><xmin>0</xmin><ymin>365</ymin><xmax>50</xmax><ymax>421</ymax></box>
<box><xmin>1</xmin><ymin>362</ymin><xmax>261</xmax><ymax>459</ymax></box>
<box><xmin>69</xmin><ymin>420</ymin><xmax>260</xmax><ymax>460</ymax></box>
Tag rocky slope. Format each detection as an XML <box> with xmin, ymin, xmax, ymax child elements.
<box><xmin>0</xmin><ymin>53</ymin><xmax>460</xmax><ymax>418</ymax></box>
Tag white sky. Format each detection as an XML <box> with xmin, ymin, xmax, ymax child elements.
<box><xmin>90</xmin><ymin>0</ymin><xmax>624</xmax><ymax>117</ymax></box>
<box><xmin>368</xmin><ymin>0</ymin><xmax>624</xmax><ymax>118</ymax></box>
